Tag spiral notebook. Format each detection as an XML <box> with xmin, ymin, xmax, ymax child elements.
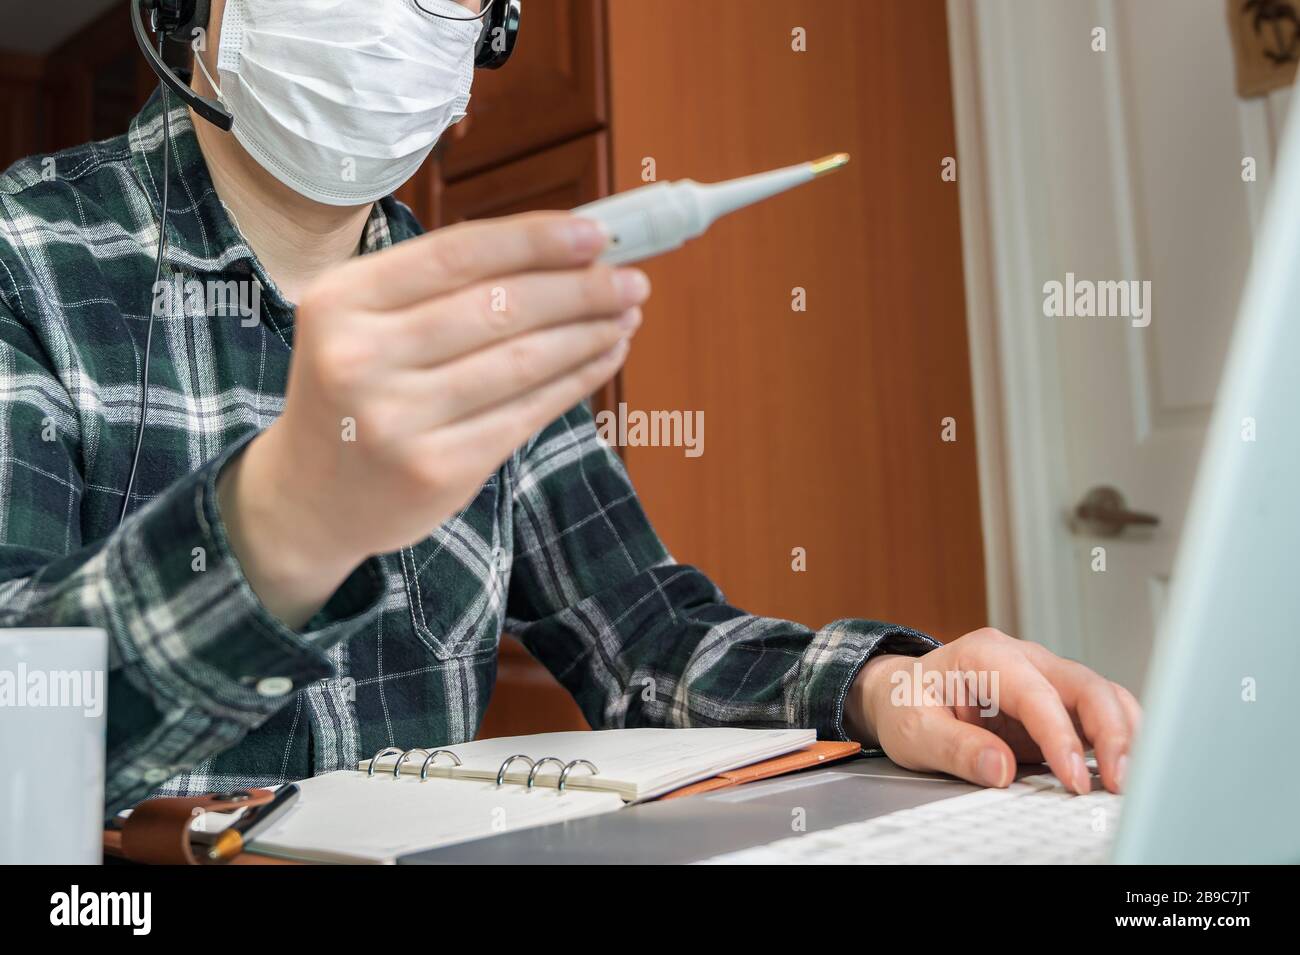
<box><xmin>237</xmin><ymin>728</ymin><xmax>816</xmax><ymax>864</ymax></box>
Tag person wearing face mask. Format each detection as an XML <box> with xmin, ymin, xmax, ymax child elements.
<box><xmin>0</xmin><ymin>0</ymin><xmax>1138</xmax><ymax>819</ymax></box>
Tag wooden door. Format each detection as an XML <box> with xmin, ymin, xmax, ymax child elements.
<box><xmin>604</xmin><ymin>0</ymin><xmax>986</xmax><ymax>640</ymax></box>
<box><xmin>970</xmin><ymin>0</ymin><xmax>1279</xmax><ymax>691</ymax></box>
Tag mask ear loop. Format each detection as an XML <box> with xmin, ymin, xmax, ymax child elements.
<box><xmin>414</xmin><ymin>0</ymin><xmax>495</xmax><ymax>21</ymax></box>
<box><xmin>193</xmin><ymin>49</ymin><xmax>224</xmax><ymax>104</ymax></box>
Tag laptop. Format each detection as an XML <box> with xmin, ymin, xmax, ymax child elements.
<box><xmin>1105</xmin><ymin>80</ymin><xmax>1300</xmax><ymax>864</ymax></box>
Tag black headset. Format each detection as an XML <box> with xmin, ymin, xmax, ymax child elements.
<box><xmin>131</xmin><ymin>0</ymin><xmax>522</xmax><ymax>132</ymax></box>
<box><xmin>119</xmin><ymin>0</ymin><xmax>521</xmax><ymax>524</ymax></box>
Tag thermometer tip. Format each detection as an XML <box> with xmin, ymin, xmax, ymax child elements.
<box><xmin>810</xmin><ymin>153</ymin><xmax>851</xmax><ymax>177</ymax></box>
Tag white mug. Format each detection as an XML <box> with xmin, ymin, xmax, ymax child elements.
<box><xmin>0</xmin><ymin>628</ymin><xmax>108</xmax><ymax>864</ymax></box>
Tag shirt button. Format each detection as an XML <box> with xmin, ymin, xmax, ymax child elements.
<box><xmin>494</xmin><ymin>551</ymin><xmax>510</xmax><ymax>573</ymax></box>
<box><xmin>143</xmin><ymin>768</ymin><xmax>171</xmax><ymax>784</ymax></box>
<box><xmin>255</xmin><ymin>676</ymin><xmax>294</xmax><ymax>697</ymax></box>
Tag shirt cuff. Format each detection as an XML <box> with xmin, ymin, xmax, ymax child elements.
<box><xmin>797</xmin><ymin>618</ymin><xmax>942</xmax><ymax>746</ymax></box>
<box><xmin>106</xmin><ymin>432</ymin><xmax>386</xmax><ymax>729</ymax></box>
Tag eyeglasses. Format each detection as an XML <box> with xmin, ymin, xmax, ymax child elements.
<box><xmin>413</xmin><ymin>0</ymin><xmax>494</xmax><ymax>22</ymax></box>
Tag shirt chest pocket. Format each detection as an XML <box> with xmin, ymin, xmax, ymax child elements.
<box><xmin>396</xmin><ymin>476</ymin><xmax>511</xmax><ymax>662</ymax></box>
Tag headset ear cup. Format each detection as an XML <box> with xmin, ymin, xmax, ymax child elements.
<box><xmin>179</xmin><ymin>0</ymin><xmax>212</xmax><ymax>39</ymax></box>
<box><xmin>155</xmin><ymin>0</ymin><xmax>210</xmax><ymax>39</ymax></box>
<box><xmin>150</xmin><ymin>0</ymin><xmax>187</xmax><ymax>34</ymax></box>
<box><xmin>475</xmin><ymin>0</ymin><xmax>520</xmax><ymax>70</ymax></box>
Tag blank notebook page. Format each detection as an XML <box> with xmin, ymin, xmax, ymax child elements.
<box><xmin>248</xmin><ymin>771</ymin><xmax>624</xmax><ymax>864</ymax></box>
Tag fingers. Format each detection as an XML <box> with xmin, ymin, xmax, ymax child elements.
<box><xmin>1110</xmin><ymin>682</ymin><xmax>1142</xmax><ymax>788</ymax></box>
<box><xmin>1067</xmin><ymin>680</ymin><xmax>1129</xmax><ymax>793</ymax></box>
<box><xmin>955</xmin><ymin>708</ymin><xmax>1045</xmax><ymax>763</ymax></box>
<box><xmin>397</xmin><ymin>308</ymin><xmax>641</xmax><ymax>429</ymax></box>
<box><xmin>344</xmin><ymin>212</ymin><xmax>610</xmax><ymax>310</ymax></box>
<box><xmin>888</xmin><ymin>709</ymin><xmax>1018</xmax><ymax>789</ymax></box>
<box><xmin>1018</xmin><ymin>643</ymin><xmax>1134</xmax><ymax>793</ymax></box>
<box><xmin>972</xmin><ymin>639</ymin><xmax>1092</xmax><ymax>795</ymax></box>
<box><xmin>416</xmin><ymin>337</ymin><xmax>631</xmax><ymax>480</ymax></box>
<box><xmin>387</xmin><ymin>264</ymin><xmax>651</xmax><ymax>367</ymax></box>
<box><xmin>1112</xmin><ymin>682</ymin><xmax>1143</xmax><ymax>733</ymax></box>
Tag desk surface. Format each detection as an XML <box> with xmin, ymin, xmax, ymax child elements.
<box><xmin>399</xmin><ymin>756</ymin><xmax>980</xmax><ymax>864</ymax></box>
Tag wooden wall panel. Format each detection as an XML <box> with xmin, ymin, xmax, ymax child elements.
<box><xmin>439</xmin><ymin>0</ymin><xmax>607</xmax><ymax>181</ymax></box>
<box><xmin>0</xmin><ymin>54</ymin><xmax>44</xmax><ymax>171</ymax></box>
<box><xmin>438</xmin><ymin>131</ymin><xmax>608</xmax><ymax>225</ymax></box>
<box><xmin>30</xmin><ymin>2</ymin><xmax>157</xmax><ymax>158</ymax></box>
<box><xmin>604</xmin><ymin>0</ymin><xmax>986</xmax><ymax>639</ymax></box>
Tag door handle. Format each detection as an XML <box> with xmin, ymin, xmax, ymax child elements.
<box><xmin>1072</xmin><ymin>485</ymin><xmax>1160</xmax><ymax>538</ymax></box>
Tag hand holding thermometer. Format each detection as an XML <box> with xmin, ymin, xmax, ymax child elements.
<box><xmin>572</xmin><ymin>153</ymin><xmax>851</xmax><ymax>265</ymax></box>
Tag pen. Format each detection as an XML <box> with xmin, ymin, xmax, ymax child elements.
<box><xmin>205</xmin><ymin>784</ymin><xmax>301</xmax><ymax>864</ymax></box>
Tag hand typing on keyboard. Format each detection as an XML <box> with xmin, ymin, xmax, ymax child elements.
<box><xmin>841</xmin><ymin>629</ymin><xmax>1141</xmax><ymax>796</ymax></box>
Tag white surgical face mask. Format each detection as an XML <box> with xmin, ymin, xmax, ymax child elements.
<box><xmin>202</xmin><ymin>0</ymin><xmax>481</xmax><ymax>206</ymax></box>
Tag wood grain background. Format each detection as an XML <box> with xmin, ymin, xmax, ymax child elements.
<box><xmin>606</xmin><ymin>0</ymin><xmax>986</xmax><ymax>639</ymax></box>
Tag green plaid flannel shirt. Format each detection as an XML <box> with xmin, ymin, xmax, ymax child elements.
<box><xmin>0</xmin><ymin>92</ymin><xmax>940</xmax><ymax>816</ymax></box>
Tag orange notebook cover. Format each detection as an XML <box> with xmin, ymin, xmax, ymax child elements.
<box><xmin>656</xmin><ymin>740</ymin><xmax>862</xmax><ymax>801</ymax></box>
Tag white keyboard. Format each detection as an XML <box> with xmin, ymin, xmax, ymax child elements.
<box><xmin>697</xmin><ymin>774</ymin><xmax>1120</xmax><ymax>865</ymax></box>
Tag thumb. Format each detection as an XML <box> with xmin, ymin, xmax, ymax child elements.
<box><xmin>891</xmin><ymin>710</ymin><xmax>1017</xmax><ymax>788</ymax></box>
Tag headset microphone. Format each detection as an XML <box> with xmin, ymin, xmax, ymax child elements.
<box><xmin>132</xmin><ymin>1</ymin><xmax>232</xmax><ymax>131</ymax></box>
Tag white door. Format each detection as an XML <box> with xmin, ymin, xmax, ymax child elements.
<box><xmin>954</xmin><ymin>0</ymin><xmax>1292</xmax><ymax>691</ymax></box>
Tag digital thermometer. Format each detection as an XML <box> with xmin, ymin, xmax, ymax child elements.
<box><xmin>573</xmin><ymin>153</ymin><xmax>851</xmax><ymax>265</ymax></box>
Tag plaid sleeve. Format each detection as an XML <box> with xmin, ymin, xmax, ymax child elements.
<box><xmin>504</xmin><ymin>402</ymin><xmax>941</xmax><ymax>741</ymax></box>
<box><xmin>0</xmin><ymin>297</ymin><xmax>385</xmax><ymax>816</ymax></box>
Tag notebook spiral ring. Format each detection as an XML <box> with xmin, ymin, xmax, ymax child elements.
<box><xmin>371</xmin><ymin>750</ymin><xmax>604</xmax><ymax>790</ymax></box>
<box><xmin>558</xmin><ymin>759</ymin><xmax>599</xmax><ymax>792</ymax></box>
<box><xmin>418</xmin><ymin>749</ymin><xmax>463</xmax><ymax>781</ymax></box>
<box><xmin>496</xmin><ymin>754</ymin><xmax>535</xmax><ymax>786</ymax></box>
<box><xmin>392</xmin><ymin>747</ymin><xmax>464</xmax><ymax>780</ymax></box>
<box><xmin>366</xmin><ymin>747</ymin><xmax>404</xmax><ymax>777</ymax></box>
<box><xmin>390</xmin><ymin>747</ymin><xmax>434</xmax><ymax>778</ymax></box>
<box><xmin>526</xmin><ymin>757</ymin><xmax>568</xmax><ymax>789</ymax></box>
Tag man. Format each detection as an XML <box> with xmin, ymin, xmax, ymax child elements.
<box><xmin>0</xmin><ymin>0</ymin><xmax>1138</xmax><ymax>818</ymax></box>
